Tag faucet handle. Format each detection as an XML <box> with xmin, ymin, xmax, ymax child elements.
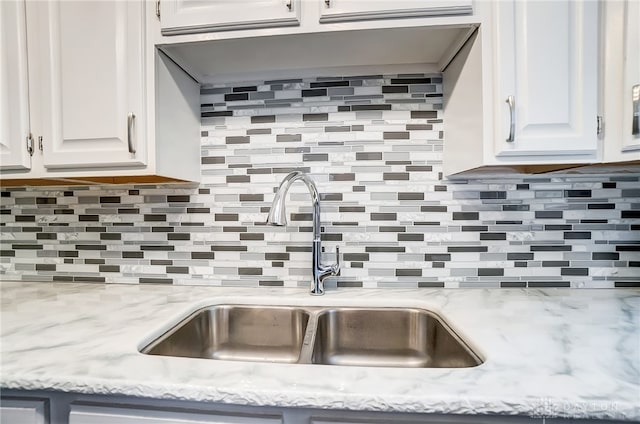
<box><xmin>333</xmin><ymin>245</ymin><xmax>341</xmax><ymax>275</ymax></box>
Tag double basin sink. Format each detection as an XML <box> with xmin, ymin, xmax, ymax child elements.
<box><xmin>141</xmin><ymin>305</ymin><xmax>483</xmax><ymax>368</ymax></box>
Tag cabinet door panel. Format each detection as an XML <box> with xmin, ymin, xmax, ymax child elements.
<box><xmin>319</xmin><ymin>0</ymin><xmax>472</xmax><ymax>23</ymax></box>
<box><xmin>29</xmin><ymin>0</ymin><xmax>146</xmax><ymax>170</ymax></box>
<box><xmin>69</xmin><ymin>404</ymin><xmax>282</xmax><ymax>424</ymax></box>
<box><xmin>0</xmin><ymin>399</ymin><xmax>48</xmax><ymax>424</ymax></box>
<box><xmin>494</xmin><ymin>0</ymin><xmax>598</xmax><ymax>158</ymax></box>
<box><xmin>160</xmin><ymin>0</ymin><xmax>301</xmax><ymax>35</ymax></box>
<box><xmin>0</xmin><ymin>0</ymin><xmax>31</xmax><ymax>171</ymax></box>
<box><xmin>621</xmin><ymin>0</ymin><xmax>640</xmax><ymax>154</ymax></box>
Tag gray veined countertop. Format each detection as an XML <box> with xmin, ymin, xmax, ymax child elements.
<box><xmin>1</xmin><ymin>281</ymin><xmax>639</xmax><ymax>421</ymax></box>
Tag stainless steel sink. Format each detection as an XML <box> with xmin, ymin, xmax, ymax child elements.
<box><xmin>143</xmin><ymin>305</ymin><xmax>310</xmax><ymax>363</ymax></box>
<box><xmin>141</xmin><ymin>305</ymin><xmax>482</xmax><ymax>368</ymax></box>
<box><xmin>311</xmin><ymin>308</ymin><xmax>481</xmax><ymax>368</ymax></box>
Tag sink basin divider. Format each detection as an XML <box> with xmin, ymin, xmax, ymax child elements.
<box><xmin>297</xmin><ymin>311</ymin><xmax>320</xmax><ymax>364</ymax></box>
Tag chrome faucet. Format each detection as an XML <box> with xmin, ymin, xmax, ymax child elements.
<box><xmin>266</xmin><ymin>171</ymin><xmax>340</xmax><ymax>295</ymax></box>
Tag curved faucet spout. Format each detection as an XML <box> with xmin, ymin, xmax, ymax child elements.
<box><xmin>266</xmin><ymin>171</ymin><xmax>320</xmax><ymax>235</ymax></box>
<box><xmin>266</xmin><ymin>171</ymin><xmax>340</xmax><ymax>295</ymax></box>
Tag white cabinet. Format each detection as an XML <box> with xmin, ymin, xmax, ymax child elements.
<box><xmin>0</xmin><ymin>398</ymin><xmax>48</xmax><ymax>424</ymax></box>
<box><xmin>443</xmin><ymin>0</ymin><xmax>610</xmax><ymax>176</ymax></box>
<box><xmin>159</xmin><ymin>0</ymin><xmax>301</xmax><ymax>35</ymax></box>
<box><xmin>1</xmin><ymin>392</ymin><xmax>630</xmax><ymax>424</ymax></box>
<box><xmin>69</xmin><ymin>404</ymin><xmax>282</xmax><ymax>424</ymax></box>
<box><xmin>492</xmin><ymin>0</ymin><xmax>599</xmax><ymax>160</ymax></box>
<box><xmin>27</xmin><ymin>0</ymin><xmax>146</xmax><ymax>170</ymax></box>
<box><xmin>0</xmin><ymin>0</ymin><xmax>201</xmax><ymax>186</ymax></box>
<box><xmin>0</xmin><ymin>0</ymin><xmax>31</xmax><ymax>172</ymax></box>
<box><xmin>621</xmin><ymin>0</ymin><xmax>640</xmax><ymax>156</ymax></box>
<box><xmin>319</xmin><ymin>0</ymin><xmax>472</xmax><ymax>23</ymax></box>
<box><xmin>158</xmin><ymin>0</ymin><xmax>473</xmax><ymax>35</ymax></box>
<box><xmin>602</xmin><ymin>0</ymin><xmax>640</xmax><ymax>163</ymax></box>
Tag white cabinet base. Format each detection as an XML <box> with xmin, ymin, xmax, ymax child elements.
<box><xmin>69</xmin><ymin>404</ymin><xmax>282</xmax><ymax>424</ymax></box>
<box><xmin>1</xmin><ymin>391</ymin><xmax>631</xmax><ymax>424</ymax></box>
<box><xmin>0</xmin><ymin>398</ymin><xmax>48</xmax><ymax>424</ymax></box>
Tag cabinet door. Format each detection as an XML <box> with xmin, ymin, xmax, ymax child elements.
<box><xmin>319</xmin><ymin>0</ymin><xmax>472</xmax><ymax>23</ymax></box>
<box><xmin>620</xmin><ymin>0</ymin><xmax>640</xmax><ymax>155</ymax></box>
<box><xmin>0</xmin><ymin>399</ymin><xmax>48</xmax><ymax>424</ymax></box>
<box><xmin>493</xmin><ymin>0</ymin><xmax>598</xmax><ymax>159</ymax></box>
<box><xmin>27</xmin><ymin>0</ymin><xmax>146</xmax><ymax>170</ymax></box>
<box><xmin>159</xmin><ymin>0</ymin><xmax>301</xmax><ymax>36</ymax></box>
<box><xmin>69</xmin><ymin>404</ymin><xmax>282</xmax><ymax>424</ymax></box>
<box><xmin>0</xmin><ymin>0</ymin><xmax>31</xmax><ymax>172</ymax></box>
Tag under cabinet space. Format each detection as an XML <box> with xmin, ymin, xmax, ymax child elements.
<box><xmin>159</xmin><ymin>24</ymin><xmax>477</xmax><ymax>84</ymax></box>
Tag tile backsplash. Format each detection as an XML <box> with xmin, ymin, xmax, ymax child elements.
<box><xmin>1</xmin><ymin>73</ymin><xmax>639</xmax><ymax>288</ymax></box>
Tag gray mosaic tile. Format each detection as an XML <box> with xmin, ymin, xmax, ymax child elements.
<box><xmin>1</xmin><ymin>73</ymin><xmax>638</xmax><ymax>288</ymax></box>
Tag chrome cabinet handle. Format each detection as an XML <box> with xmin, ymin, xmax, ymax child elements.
<box><xmin>127</xmin><ymin>113</ymin><xmax>136</xmax><ymax>155</ymax></box>
<box><xmin>26</xmin><ymin>133</ymin><xmax>34</xmax><ymax>156</ymax></box>
<box><xmin>286</xmin><ymin>0</ymin><xmax>292</xmax><ymax>10</ymax></box>
<box><xmin>632</xmin><ymin>84</ymin><xmax>639</xmax><ymax>136</ymax></box>
<box><xmin>505</xmin><ymin>95</ymin><xmax>515</xmax><ymax>142</ymax></box>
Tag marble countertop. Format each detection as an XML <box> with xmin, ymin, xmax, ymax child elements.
<box><xmin>1</xmin><ymin>281</ymin><xmax>639</xmax><ymax>421</ymax></box>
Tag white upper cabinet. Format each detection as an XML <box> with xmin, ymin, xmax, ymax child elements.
<box><xmin>1</xmin><ymin>1</ymin><xmax>201</xmax><ymax>186</ymax></box>
<box><xmin>27</xmin><ymin>0</ymin><xmax>146</xmax><ymax>170</ymax></box>
<box><xmin>159</xmin><ymin>0</ymin><xmax>301</xmax><ymax>35</ymax></box>
<box><xmin>492</xmin><ymin>0</ymin><xmax>599</xmax><ymax>160</ymax></box>
<box><xmin>443</xmin><ymin>0</ymin><xmax>612</xmax><ymax>176</ymax></box>
<box><xmin>319</xmin><ymin>0</ymin><xmax>472</xmax><ymax>23</ymax></box>
<box><xmin>157</xmin><ymin>0</ymin><xmax>473</xmax><ymax>37</ymax></box>
<box><xmin>602</xmin><ymin>0</ymin><xmax>640</xmax><ymax>163</ymax></box>
<box><xmin>621</xmin><ymin>1</ymin><xmax>640</xmax><ymax>155</ymax></box>
<box><xmin>0</xmin><ymin>0</ymin><xmax>31</xmax><ymax>172</ymax></box>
